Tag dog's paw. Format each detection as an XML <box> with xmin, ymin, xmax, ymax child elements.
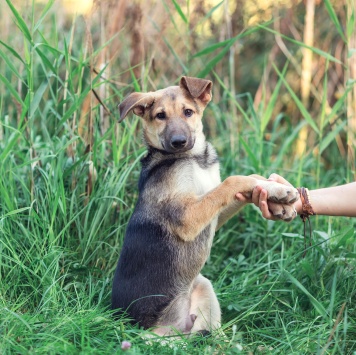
<box><xmin>257</xmin><ymin>180</ymin><xmax>299</xmax><ymax>204</ymax></box>
<box><xmin>268</xmin><ymin>202</ymin><xmax>298</xmax><ymax>222</ymax></box>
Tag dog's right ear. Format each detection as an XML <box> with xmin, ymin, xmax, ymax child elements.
<box><xmin>118</xmin><ymin>92</ymin><xmax>155</xmax><ymax>122</ymax></box>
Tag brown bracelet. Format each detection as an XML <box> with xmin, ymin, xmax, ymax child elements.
<box><xmin>297</xmin><ymin>187</ymin><xmax>316</xmax><ymax>221</ymax></box>
<box><xmin>297</xmin><ymin>187</ymin><xmax>316</xmax><ymax>257</ymax></box>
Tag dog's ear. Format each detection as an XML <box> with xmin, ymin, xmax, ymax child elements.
<box><xmin>118</xmin><ymin>92</ymin><xmax>155</xmax><ymax>122</ymax></box>
<box><xmin>180</xmin><ymin>76</ymin><xmax>212</xmax><ymax>105</ymax></box>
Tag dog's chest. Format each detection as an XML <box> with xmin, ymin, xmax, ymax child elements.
<box><xmin>191</xmin><ymin>161</ymin><xmax>221</xmax><ymax>196</ymax></box>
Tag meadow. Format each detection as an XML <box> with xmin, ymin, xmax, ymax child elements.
<box><xmin>0</xmin><ymin>0</ymin><xmax>355</xmax><ymax>353</ymax></box>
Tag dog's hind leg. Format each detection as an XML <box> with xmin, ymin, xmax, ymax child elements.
<box><xmin>189</xmin><ymin>274</ymin><xmax>221</xmax><ymax>334</ymax></box>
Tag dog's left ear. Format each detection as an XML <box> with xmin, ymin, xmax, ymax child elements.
<box><xmin>180</xmin><ymin>76</ymin><xmax>212</xmax><ymax>105</ymax></box>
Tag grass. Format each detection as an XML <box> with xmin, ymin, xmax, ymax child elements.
<box><xmin>1</xmin><ymin>0</ymin><xmax>356</xmax><ymax>354</ymax></box>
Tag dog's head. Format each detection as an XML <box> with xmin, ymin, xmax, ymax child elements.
<box><xmin>118</xmin><ymin>76</ymin><xmax>212</xmax><ymax>153</ymax></box>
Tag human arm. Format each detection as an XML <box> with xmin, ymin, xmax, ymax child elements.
<box><xmin>236</xmin><ymin>173</ymin><xmax>356</xmax><ymax>219</ymax></box>
<box><xmin>298</xmin><ymin>182</ymin><xmax>356</xmax><ymax>217</ymax></box>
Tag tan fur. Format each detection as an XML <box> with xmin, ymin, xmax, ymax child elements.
<box><xmin>114</xmin><ymin>77</ymin><xmax>299</xmax><ymax>337</ymax></box>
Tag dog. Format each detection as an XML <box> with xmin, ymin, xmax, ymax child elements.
<box><xmin>112</xmin><ymin>76</ymin><xmax>298</xmax><ymax>337</ymax></box>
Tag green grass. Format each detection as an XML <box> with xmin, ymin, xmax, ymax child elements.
<box><xmin>1</xmin><ymin>0</ymin><xmax>356</xmax><ymax>354</ymax></box>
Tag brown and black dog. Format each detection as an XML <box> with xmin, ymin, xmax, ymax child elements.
<box><xmin>112</xmin><ymin>76</ymin><xmax>298</xmax><ymax>337</ymax></box>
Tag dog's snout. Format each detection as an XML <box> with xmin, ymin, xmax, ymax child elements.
<box><xmin>170</xmin><ymin>135</ymin><xmax>187</xmax><ymax>149</ymax></box>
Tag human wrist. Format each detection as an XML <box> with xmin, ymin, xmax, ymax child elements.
<box><xmin>295</xmin><ymin>197</ymin><xmax>303</xmax><ymax>215</ymax></box>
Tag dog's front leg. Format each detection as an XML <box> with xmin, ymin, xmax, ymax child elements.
<box><xmin>172</xmin><ymin>175</ymin><xmax>298</xmax><ymax>242</ymax></box>
<box><xmin>169</xmin><ymin>176</ymin><xmax>256</xmax><ymax>241</ymax></box>
<box><xmin>216</xmin><ymin>174</ymin><xmax>267</xmax><ymax>229</ymax></box>
<box><xmin>216</xmin><ymin>200</ymin><xmax>247</xmax><ymax>230</ymax></box>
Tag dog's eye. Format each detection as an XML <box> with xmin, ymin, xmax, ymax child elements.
<box><xmin>184</xmin><ymin>109</ymin><xmax>193</xmax><ymax>117</ymax></box>
<box><xmin>156</xmin><ymin>112</ymin><xmax>166</xmax><ymax>120</ymax></box>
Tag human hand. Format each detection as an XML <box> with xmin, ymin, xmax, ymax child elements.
<box><xmin>236</xmin><ymin>173</ymin><xmax>300</xmax><ymax>221</ymax></box>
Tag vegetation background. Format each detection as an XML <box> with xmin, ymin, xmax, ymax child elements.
<box><xmin>0</xmin><ymin>0</ymin><xmax>355</xmax><ymax>353</ymax></box>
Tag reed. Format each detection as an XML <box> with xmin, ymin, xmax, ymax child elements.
<box><xmin>0</xmin><ymin>0</ymin><xmax>355</xmax><ymax>353</ymax></box>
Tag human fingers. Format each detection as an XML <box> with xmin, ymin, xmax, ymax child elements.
<box><xmin>257</xmin><ymin>189</ymin><xmax>279</xmax><ymax>220</ymax></box>
<box><xmin>235</xmin><ymin>193</ymin><xmax>249</xmax><ymax>202</ymax></box>
<box><xmin>251</xmin><ymin>185</ymin><xmax>263</xmax><ymax>207</ymax></box>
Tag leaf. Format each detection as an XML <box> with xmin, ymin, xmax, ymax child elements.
<box><xmin>272</xmin><ymin>121</ymin><xmax>305</xmax><ymax>169</ymax></box>
<box><xmin>261</xmin><ymin>63</ymin><xmax>288</xmax><ymax>133</ymax></box>
<box><xmin>0</xmin><ymin>48</ymin><xmax>22</xmax><ymax>80</ymax></box>
<box><xmin>347</xmin><ymin>8</ymin><xmax>355</xmax><ymax>40</ymax></box>
<box><xmin>0</xmin><ymin>40</ymin><xmax>26</xmax><ymax>65</ymax></box>
<box><xmin>33</xmin><ymin>0</ymin><xmax>56</xmax><ymax>33</ymax></box>
<box><xmin>335</xmin><ymin>227</ymin><xmax>355</xmax><ymax>249</ymax></box>
<box><xmin>130</xmin><ymin>68</ymin><xmax>141</xmax><ymax>92</ymax></box>
<box><xmin>35</xmin><ymin>46</ymin><xmax>57</xmax><ymax>73</ymax></box>
<box><xmin>281</xmin><ymin>233</ymin><xmax>302</xmax><ymax>239</ymax></box>
<box><xmin>193</xmin><ymin>25</ymin><xmax>266</xmax><ymax>58</ymax></box>
<box><xmin>171</xmin><ymin>0</ymin><xmax>188</xmax><ymax>24</ymax></box>
<box><xmin>193</xmin><ymin>0</ymin><xmax>224</xmax><ymax>31</ymax></box>
<box><xmin>319</xmin><ymin>120</ymin><xmax>346</xmax><ymax>154</ymax></box>
<box><xmin>5</xmin><ymin>0</ymin><xmax>33</xmax><ymax>44</ymax></box>
<box><xmin>198</xmin><ymin>38</ymin><xmax>236</xmax><ymax>78</ymax></box>
<box><xmin>29</xmin><ymin>81</ymin><xmax>49</xmax><ymax>119</ymax></box>
<box><xmin>324</xmin><ymin>0</ymin><xmax>346</xmax><ymax>43</ymax></box>
<box><xmin>162</xmin><ymin>35</ymin><xmax>188</xmax><ymax>73</ymax></box>
<box><xmin>0</xmin><ymin>131</ymin><xmax>22</xmax><ymax>162</ymax></box>
<box><xmin>285</xmin><ymin>271</ymin><xmax>328</xmax><ymax>318</ymax></box>
<box><xmin>239</xmin><ymin>135</ymin><xmax>259</xmax><ymax>170</ymax></box>
<box><xmin>193</xmin><ymin>39</ymin><xmax>232</xmax><ymax>58</ymax></box>
<box><xmin>1</xmin><ymin>207</ymin><xmax>31</xmax><ymax>219</ymax></box>
<box><xmin>325</xmin><ymin>86</ymin><xmax>352</xmax><ymax>128</ymax></box>
<box><xmin>0</xmin><ymin>73</ymin><xmax>24</xmax><ymax>105</ymax></box>
<box><xmin>258</xmin><ymin>24</ymin><xmax>342</xmax><ymax>64</ymax></box>
<box><xmin>273</xmin><ymin>64</ymin><xmax>320</xmax><ymax>134</ymax></box>
<box><xmin>213</xmin><ymin>73</ymin><xmax>254</xmax><ymax>127</ymax></box>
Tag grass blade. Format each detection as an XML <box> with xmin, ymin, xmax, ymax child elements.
<box><xmin>285</xmin><ymin>271</ymin><xmax>328</xmax><ymax>318</ymax></box>
<box><xmin>192</xmin><ymin>38</ymin><xmax>232</xmax><ymax>58</ymax></box>
<box><xmin>29</xmin><ymin>81</ymin><xmax>48</xmax><ymax>119</ymax></box>
<box><xmin>198</xmin><ymin>38</ymin><xmax>237</xmax><ymax>78</ymax></box>
<box><xmin>5</xmin><ymin>0</ymin><xmax>33</xmax><ymax>44</ymax></box>
<box><xmin>33</xmin><ymin>0</ymin><xmax>56</xmax><ymax>32</ymax></box>
<box><xmin>319</xmin><ymin>120</ymin><xmax>347</xmax><ymax>154</ymax></box>
<box><xmin>0</xmin><ymin>39</ymin><xmax>26</xmax><ymax>65</ymax></box>
<box><xmin>193</xmin><ymin>0</ymin><xmax>224</xmax><ymax>31</ymax></box>
<box><xmin>193</xmin><ymin>24</ymin><xmax>268</xmax><ymax>58</ymax></box>
<box><xmin>261</xmin><ymin>63</ymin><xmax>288</xmax><ymax>133</ymax></box>
<box><xmin>258</xmin><ymin>24</ymin><xmax>342</xmax><ymax>64</ymax></box>
<box><xmin>273</xmin><ymin>64</ymin><xmax>320</xmax><ymax>134</ymax></box>
<box><xmin>0</xmin><ymin>73</ymin><xmax>25</xmax><ymax>106</ymax></box>
<box><xmin>324</xmin><ymin>0</ymin><xmax>346</xmax><ymax>43</ymax></box>
<box><xmin>239</xmin><ymin>135</ymin><xmax>259</xmax><ymax>170</ymax></box>
<box><xmin>171</xmin><ymin>0</ymin><xmax>188</xmax><ymax>24</ymax></box>
<box><xmin>0</xmin><ymin>48</ymin><xmax>22</xmax><ymax>80</ymax></box>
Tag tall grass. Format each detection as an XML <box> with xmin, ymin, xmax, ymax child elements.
<box><xmin>0</xmin><ymin>0</ymin><xmax>355</xmax><ymax>353</ymax></box>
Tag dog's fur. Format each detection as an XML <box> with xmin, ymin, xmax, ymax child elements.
<box><xmin>112</xmin><ymin>76</ymin><xmax>298</xmax><ymax>336</ymax></box>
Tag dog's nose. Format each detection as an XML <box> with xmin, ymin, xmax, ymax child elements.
<box><xmin>170</xmin><ymin>135</ymin><xmax>187</xmax><ymax>149</ymax></box>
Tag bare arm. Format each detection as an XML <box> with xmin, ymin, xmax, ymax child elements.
<box><xmin>305</xmin><ymin>183</ymin><xmax>356</xmax><ymax>217</ymax></box>
<box><xmin>236</xmin><ymin>174</ymin><xmax>356</xmax><ymax>219</ymax></box>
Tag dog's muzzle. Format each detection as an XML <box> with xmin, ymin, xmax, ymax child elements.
<box><xmin>170</xmin><ymin>134</ymin><xmax>187</xmax><ymax>149</ymax></box>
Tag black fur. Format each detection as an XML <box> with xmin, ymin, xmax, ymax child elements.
<box><xmin>111</xmin><ymin>143</ymin><xmax>218</xmax><ymax>329</ymax></box>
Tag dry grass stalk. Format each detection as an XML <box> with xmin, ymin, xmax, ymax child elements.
<box><xmin>127</xmin><ymin>3</ymin><xmax>144</xmax><ymax>81</ymax></box>
<box><xmin>347</xmin><ymin>0</ymin><xmax>356</xmax><ymax>180</ymax></box>
<box><xmin>296</xmin><ymin>0</ymin><xmax>316</xmax><ymax>157</ymax></box>
<box><xmin>320</xmin><ymin>302</ymin><xmax>346</xmax><ymax>355</ymax></box>
<box><xmin>79</xmin><ymin>0</ymin><xmax>129</xmax><ymax>142</ymax></box>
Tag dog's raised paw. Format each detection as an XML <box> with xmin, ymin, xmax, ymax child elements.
<box><xmin>261</xmin><ymin>182</ymin><xmax>299</xmax><ymax>204</ymax></box>
<box><xmin>268</xmin><ymin>202</ymin><xmax>298</xmax><ymax>222</ymax></box>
